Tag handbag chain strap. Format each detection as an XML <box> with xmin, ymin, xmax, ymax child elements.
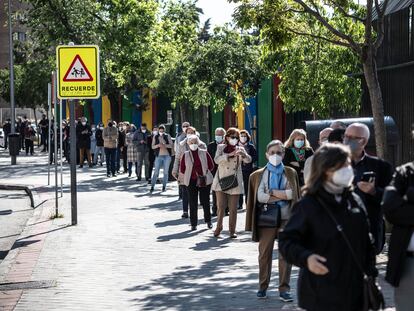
<box><xmin>315</xmin><ymin>196</ymin><xmax>369</xmax><ymax>279</ymax></box>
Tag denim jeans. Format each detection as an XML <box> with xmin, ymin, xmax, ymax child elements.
<box><xmin>104</xmin><ymin>148</ymin><xmax>117</xmax><ymax>175</ymax></box>
<box><xmin>151</xmin><ymin>155</ymin><xmax>171</xmax><ymax>188</ymax></box>
<box><xmin>128</xmin><ymin>162</ymin><xmax>138</xmax><ymax>177</ymax></box>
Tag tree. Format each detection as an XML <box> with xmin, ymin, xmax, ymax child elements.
<box><xmin>232</xmin><ymin>0</ymin><xmax>391</xmax><ymax>159</ymax></box>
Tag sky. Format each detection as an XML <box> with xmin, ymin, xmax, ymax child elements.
<box><xmin>197</xmin><ymin>0</ymin><xmax>238</xmax><ymax>27</ymax></box>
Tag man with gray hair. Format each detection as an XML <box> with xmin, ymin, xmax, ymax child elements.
<box><xmin>344</xmin><ymin>122</ymin><xmax>393</xmax><ymax>254</ymax></box>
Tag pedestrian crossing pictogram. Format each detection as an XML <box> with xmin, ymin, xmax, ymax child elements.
<box><xmin>63</xmin><ymin>55</ymin><xmax>93</xmax><ymax>82</ymax></box>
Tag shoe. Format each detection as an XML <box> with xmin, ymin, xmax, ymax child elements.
<box><xmin>128</xmin><ymin>173</ymin><xmax>132</xmax><ymax>177</ymax></box>
<box><xmin>257</xmin><ymin>290</ymin><xmax>267</xmax><ymax>299</ymax></box>
<box><xmin>162</xmin><ymin>186</ymin><xmax>166</xmax><ymax>192</ymax></box>
<box><xmin>238</xmin><ymin>206</ymin><xmax>243</xmax><ymax>210</ymax></box>
<box><xmin>147</xmin><ymin>180</ymin><xmax>151</xmax><ymax>184</ymax></box>
<box><xmin>207</xmin><ymin>222</ymin><xmax>213</xmax><ymax>229</ymax></box>
<box><xmin>230</xmin><ymin>233</ymin><xmax>238</xmax><ymax>239</ymax></box>
<box><xmin>136</xmin><ymin>178</ymin><xmax>140</xmax><ymax>181</ymax></box>
<box><xmin>211</xmin><ymin>212</ymin><xmax>217</xmax><ymax>217</ymax></box>
<box><xmin>88</xmin><ymin>164</ymin><xmax>93</xmax><ymax>168</ymax></box>
<box><xmin>100</xmin><ymin>163</ymin><xmax>103</xmax><ymax>166</ymax></box>
<box><xmin>112</xmin><ymin>173</ymin><xmax>117</xmax><ymax>177</ymax></box>
<box><xmin>279</xmin><ymin>292</ymin><xmax>293</xmax><ymax>302</ymax></box>
<box><xmin>150</xmin><ymin>187</ymin><xmax>154</xmax><ymax>193</ymax></box>
<box><xmin>181</xmin><ymin>213</ymin><xmax>189</xmax><ymax>219</ymax></box>
<box><xmin>191</xmin><ymin>226</ymin><xmax>197</xmax><ymax>231</ymax></box>
<box><xmin>137</xmin><ymin>177</ymin><xmax>141</xmax><ymax>181</ymax></box>
<box><xmin>214</xmin><ymin>227</ymin><xmax>222</xmax><ymax>237</ymax></box>
<box><xmin>107</xmin><ymin>173</ymin><xmax>111</xmax><ymax>177</ymax></box>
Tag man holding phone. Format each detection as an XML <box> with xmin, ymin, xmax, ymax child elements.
<box><xmin>344</xmin><ymin>123</ymin><xmax>393</xmax><ymax>254</ymax></box>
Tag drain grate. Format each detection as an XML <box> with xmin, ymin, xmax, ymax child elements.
<box><xmin>0</xmin><ymin>280</ymin><xmax>56</xmax><ymax>291</ymax></box>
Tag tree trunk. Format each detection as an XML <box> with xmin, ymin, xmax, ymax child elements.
<box><xmin>179</xmin><ymin>102</ymin><xmax>190</xmax><ymax>124</ymax></box>
<box><xmin>362</xmin><ymin>51</ymin><xmax>387</xmax><ymax>159</ymax></box>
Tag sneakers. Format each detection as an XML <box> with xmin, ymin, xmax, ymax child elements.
<box><xmin>279</xmin><ymin>292</ymin><xmax>293</xmax><ymax>302</ymax></box>
<box><xmin>207</xmin><ymin>222</ymin><xmax>213</xmax><ymax>229</ymax></box>
<box><xmin>191</xmin><ymin>226</ymin><xmax>197</xmax><ymax>231</ymax></box>
<box><xmin>257</xmin><ymin>290</ymin><xmax>267</xmax><ymax>299</ymax></box>
<box><xmin>150</xmin><ymin>187</ymin><xmax>154</xmax><ymax>193</ymax></box>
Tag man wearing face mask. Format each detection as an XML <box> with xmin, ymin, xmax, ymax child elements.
<box><xmin>103</xmin><ymin>120</ymin><xmax>119</xmax><ymax>177</ymax></box>
<box><xmin>245</xmin><ymin>140</ymin><xmax>300</xmax><ymax>301</ymax></box>
<box><xmin>133</xmin><ymin>122</ymin><xmax>150</xmax><ymax>181</ymax></box>
<box><xmin>344</xmin><ymin>123</ymin><xmax>393</xmax><ymax>254</ymax></box>
<box><xmin>76</xmin><ymin>117</ymin><xmax>92</xmax><ymax>168</ymax></box>
<box><xmin>151</xmin><ymin>124</ymin><xmax>173</xmax><ymax>192</ymax></box>
<box><xmin>208</xmin><ymin>127</ymin><xmax>226</xmax><ymax>216</ymax></box>
<box><xmin>94</xmin><ymin>123</ymin><xmax>105</xmax><ymax>166</ymax></box>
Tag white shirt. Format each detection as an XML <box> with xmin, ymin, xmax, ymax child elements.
<box><xmin>407</xmin><ymin>232</ymin><xmax>414</xmax><ymax>252</ymax></box>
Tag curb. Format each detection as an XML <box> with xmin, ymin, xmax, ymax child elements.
<box><xmin>0</xmin><ymin>184</ymin><xmax>36</xmax><ymax>208</ymax></box>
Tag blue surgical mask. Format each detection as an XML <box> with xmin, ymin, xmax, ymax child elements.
<box><xmin>294</xmin><ymin>139</ymin><xmax>304</xmax><ymax>149</ymax></box>
<box><xmin>344</xmin><ymin>138</ymin><xmax>361</xmax><ymax>153</ymax></box>
<box><xmin>215</xmin><ymin>135</ymin><xmax>223</xmax><ymax>143</ymax></box>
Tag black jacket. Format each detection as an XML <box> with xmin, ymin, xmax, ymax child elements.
<box><xmin>382</xmin><ymin>161</ymin><xmax>414</xmax><ymax>287</ymax></box>
<box><xmin>279</xmin><ymin>189</ymin><xmax>376</xmax><ymax>311</ymax></box>
<box><xmin>240</xmin><ymin>142</ymin><xmax>257</xmax><ymax>173</ymax></box>
<box><xmin>283</xmin><ymin>147</ymin><xmax>314</xmax><ymax>186</ymax></box>
<box><xmin>95</xmin><ymin>129</ymin><xmax>104</xmax><ymax>147</ymax></box>
<box><xmin>352</xmin><ymin>152</ymin><xmax>393</xmax><ymax>253</ymax></box>
<box><xmin>118</xmin><ymin>130</ymin><xmax>126</xmax><ymax>148</ymax></box>
<box><xmin>207</xmin><ymin>141</ymin><xmax>219</xmax><ymax>176</ymax></box>
<box><xmin>76</xmin><ymin>123</ymin><xmax>92</xmax><ymax>149</ymax></box>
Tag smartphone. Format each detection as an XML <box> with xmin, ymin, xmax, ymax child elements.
<box><xmin>361</xmin><ymin>171</ymin><xmax>376</xmax><ymax>182</ymax></box>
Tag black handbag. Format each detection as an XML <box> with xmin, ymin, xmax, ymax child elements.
<box><xmin>316</xmin><ymin>197</ymin><xmax>385</xmax><ymax>311</ymax></box>
<box><xmin>257</xmin><ymin>171</ymin><xmax>283</xmax><ymax>228</ymax></box>
<box><xmin>218</xmin><ymin>157</ymin><xmax>239</xmax><ymax>191</ymax></box>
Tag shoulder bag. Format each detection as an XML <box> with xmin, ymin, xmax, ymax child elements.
<box><xmin>217</xmin><ymin>155</ymin><xmax>239</xmax><ymax>191</ymax></box>
<box><xmin>189</xmin><ymin>151</ymin><xmax>207</xmax><ymax>188</ymax></box>
<box><xmin>316</xmin><ymin>197</ymin><xmax>385</xmax><ymax>311</ymax></box>
<box><xmin>256</xmin><ymin>170</ymin><xmax>282</xmax><ymax>228</ymax></box>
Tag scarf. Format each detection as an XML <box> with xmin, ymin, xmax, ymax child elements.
<box><xmin>266</xmin><ymin>162</ymin><xmax>285</xmax><ymax>190</ymax></box>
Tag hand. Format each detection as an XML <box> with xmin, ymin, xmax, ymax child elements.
<box><xmin>357</xmin><ymin>180</ymin><xmax>376</xmax><ymax>195</ymax></box>
<box><xmin>140</xmin><ymin>140</ymin><xmax>145</xmax><ymax>144</ymax></box>
<box><xmin>290</xmin><ymin>161</ymin><xmax>300</xmax><ymax>168</ymax></box>
<box><xmin>228</xmin><ymin>151</ymin><xmax>237</xmax><ymax>157</ymax></box>
<box><xmin>236</xmin><ymin>149</ymin><xmax>246</xmax><ymax>157</ymax></box>
<box><xmin>307</xmin><ymin>254</ymin><xmax>329</xmax><ymax>275</ymax></box>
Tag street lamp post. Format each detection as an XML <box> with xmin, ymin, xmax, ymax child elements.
<box><xmin>8</xmin><ymin>0</ymin><xmax>16</xmax><ymax>165</ymax></box>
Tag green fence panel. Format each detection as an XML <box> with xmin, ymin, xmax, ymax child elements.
<box><xmin>122</xmin><ymin>95</ymin><xmax>133</xmax><ymax>123</ymax></box>
<box><xmin>257</xmin><ymin>78</ymin><xmax>273</xmax><ymax>167</ymax></box>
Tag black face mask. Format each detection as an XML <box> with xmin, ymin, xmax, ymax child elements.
<box><xmin>108</xmin><ymin>122</ymin><xmax>113</xmax><ymax>127</ymax></box>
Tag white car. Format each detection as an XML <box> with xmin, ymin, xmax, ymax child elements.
<box><xmin>0</xmin><ymin>128</ymin><xmax>4</xmax><ymax>148</ymax></box>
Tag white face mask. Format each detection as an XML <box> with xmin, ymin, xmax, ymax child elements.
<box><xmin>81</xmin><ymin>122</ymin><xmax>86</xmax><ymax>126</ymax></box>
<box><xmin>215</xmin><ymin>135</ymin><xmax>223</xmax><ymax>143</ymax></box>
<box><xmin>159</xmin><ymin>131</ymin><xmax>164</xmax><ymax>136</ymax></box>
<box><xmin>332</xmin><ymin>165</ymin><xmax>355</xmax><ymax>188</ymax></box>
<box><xmin>189</xmin><ymin>144</ymin><xmax>198</xmax><ymax>151</ymax></box>
<box><xmin>240</xmin><ymin>137</ymin><xmax>248</xmax><ymax>144</ymax></box>
<box><xmin>153</xmin><ymin>130</ymin><xmax>158</xmax><ymax>136</ymax></box>
<box><xmin>268</xmin><ymin>154</ymin><xmax>283</xmax><ymax>166</ymax></box>
<box><xmin>229</xmin><ymin>138</ymin><xmax>238</xmax><ymax>146</ymax></box>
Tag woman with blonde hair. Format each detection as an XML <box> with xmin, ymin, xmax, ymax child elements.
<box><xmin>283</xmin><ymin>129</ymin><xmax>313</xmax><ymax>186</ymax></box>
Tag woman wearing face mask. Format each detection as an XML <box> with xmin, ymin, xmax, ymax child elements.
<box><xmin>126</xmin><ymin>125</ymin><xmax>139</xmax><ymax>180</ymax></box>
<box><xmin>94</xmin><ymin>123</ymin><xmax>105</xmax><ymax>166</ymax></box>
<box><xmin>283</xmin><ymin>129</ymin><xmax>313</xmax><ymax>187</ymax></box>
<box><xmin>279</xmin><ymin>144</ymin><xmax>377</xmax><ymax>311</ymax></box>
<box><xmin>180</xmin><ymin>135</ymin><xmax>215</xmax><ymax>231</ymax></box>
<box><xmin>211</xmin><ymin>127</ymin><xmax>252</xmax><ymax>238</ymax></box>
<box><xmin>238</xmin><ymin>130</ymin><xmax>257</xmax><ymax>209</ymax></box>
<box><xmin>245</xmin><ymin>140</ymin><xmax>300</xmax><ymax>301</ymax></box>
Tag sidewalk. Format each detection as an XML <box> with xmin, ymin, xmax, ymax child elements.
<box><xmin>0</xmin><ymin>148</ymin><xmax>396</xmax><ymax>310</ymax></box>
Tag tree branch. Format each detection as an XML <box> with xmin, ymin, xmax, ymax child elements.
<box><xmin>293</xmin><ymin>0</ymin><xmax>361</xmax><ymax>55</ymax></box>
<box><xmin>373</xmin><ymin>0</ymin><xmax>390</xmax><ymax>50</ymax></box>
<box><xmin>287</xmin><ymin>27</ymin><xmax>353</xmax><ymax>49</ymax></box>
<box><xmin>328</xmin><ymin>0</ymin><xmax>365</xmax><ymax>23</ymax></box>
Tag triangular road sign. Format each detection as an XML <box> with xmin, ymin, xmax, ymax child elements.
<box><xmin>63</xmin><ymin>54</ymin><xmax>93</xmax><ymax>82</ymax></box>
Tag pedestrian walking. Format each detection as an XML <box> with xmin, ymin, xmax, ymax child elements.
<box><xmin>19</xmin><ymin>116</ymin><xmax>27</xmax><ymax>151</ymax></box>
<box><xmin>180</xmin><ymin>135</ymin><xmax>215</xmax><ymax>230</ymax></box>
<box><xmin>76</xmin><ymin>117</ymin><xmax>92</xmax><ymax>168</ymax></box>
<box><xmin>211</xmin><ymin>127</ymin><xmax>252</xmax><ymax>238</ymax></box>
<box><xmin>279</xmin><ymin>143</ymin><xmax>378</xmax><ymax>311</ymax></box>
<box><xmin>283</xmin><ymin>129</ymin><xmax>314</xmax><ymax>186</ymax></box>
<box><xmin>238</xmin><ymin>129</ymin><xmax>257</xmax><ymax>209</ymax></box>
<box><xmin>133</xmin><ymin>123</ymin><xmax>149</xmax><ymax>181</ymax></box>
<box><xmin>94</xmin><ymin>123</ymin><xmax>105</xmax><ymax>166</ymax></box>
<box><xmin>90</xmin><ymin>125</ymin><xmax>97</xmax><ymax>163</ymax></box>
<box><xmin>126</xmin><ymin>125</ymin><xmax>139</xmax><ymax>179</ymax></box>
<box><xmin>245</xmin><ymin>139</ymin><xmax>300</xmax><ymax>301</ymax></box>
<box><xmin>151</xmin><ymin>125</ymin><xmax>173</xmax><ymax>192</ymax></box>
<box><xmin>24</xmin><ymin>121</ymin><xmax>36</xmax><ymax>155</ymax></box>
<box><xmin>207</xmin><ymin>127</ymin><xmax>226</xmax><ymax>216</ymax></box>
<box><xmin>344</xmin><ymin>123</ymin><xmax>393</xmax><ymax>253</ymax></box>
<box><xmin>3</xmin><ymin>119</ymin><xmax>11</xmax><ymax>149</ymax></box>
<box><xmin>103</xmin><ymin>120</ymin><xmax>118</xmax><ymax>177</ymax></box>
<box><xmin>116</xmin><ymin>122</ymin><xmax>128</xmax><ymax>174</ymax></box>
<box><xmin>147</xmin><ymin>125</ymin><xmax>158</xmax><ymax>183</ymax></box>
<box><xmin>38</xmin><ymin>114</ymin><xmax>48</xmax><ymax>151</ymax></box>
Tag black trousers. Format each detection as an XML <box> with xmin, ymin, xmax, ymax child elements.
<box><xmin>239</xmin><ymin>170</ymin><xmax>251</xmax><ymax>208</ymax></box>
<box><xmin>25</xmin><ymin>139</ymin><xmax>34</xmax><ymax>155</ymax></box>
<box><xmin>187</xmin><ymin>179</ymin><xmax>211</xmax><ymax>227</ymax></box>
<box><xmin>180</xmin><ymin>185</ymin><xmax>189</xmax><ymax>214</ymax></box>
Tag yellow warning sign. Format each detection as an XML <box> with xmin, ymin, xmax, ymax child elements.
<box><xmin>56</xmin><ymin>45</ymin><xmax>100</xmax><ymax>99</ymax></box>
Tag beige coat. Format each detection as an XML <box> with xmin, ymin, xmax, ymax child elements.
<box><xmin>181</xmin><ymin>149</ymin><xmax>214</xmax><ymax>187</ymax></box>
<box><xmin>173</xmin><ymin>138</ymin><xmax>207</xmax><ymax>184</ymax></box>
<box><xmin>245</xmin><ymin>167</ymin><xmax>300</xmax><ymax>242</ymax></box>
<box><xmin>103</xmin><ymin>126</ymin><xmax>118</xmax><ymax>149</ymax></box>
<box><xmin>211</xmin><ymin>144</ymin><xmax>252</xmax><ymax>195</ymax></box>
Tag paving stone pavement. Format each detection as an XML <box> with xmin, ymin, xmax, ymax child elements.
<box><xmin>0</xmin><ymin>149</ymin><xmax>396</xmax><ymax>310</ymax></box>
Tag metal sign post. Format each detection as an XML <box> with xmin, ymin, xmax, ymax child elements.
<box><xmin>53</xmin><ymin>71</ymin><xmax>59</xmax><ymax>217</ymax></box>
<box><xmin>56</xmin><ymin>44</ymin><xmax>100</xmax><ymax>226</ymax></box>
<box><xmin>69</xmin><ymin>99</ymin><xmax>77</xmax><ymax>225</ymax></box>
<box><xmin>60</xmin><ymin>99</ymin><xmax>63</xmax><ymax>197</ymax></box>
<box><xmin>47</xmin><ymin>83</ymin><xmax>52</xmax><ymax>185</ymax></box>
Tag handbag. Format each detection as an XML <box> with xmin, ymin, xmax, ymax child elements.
<box><xmin>316</xmin><ymin>197</ymin><xmax>385</xmax><ymax>311</ymax></box>
<box><xmin>257</xmin><ymin>170</ymin><xmax>283</xmax><ymax>228</ymax></box>
<box><xmin>218</xmin><ymin>157</ymin><xmax>239</xmax><ymax>191</ymax></box>
<box><xmin>189</xmin><ymin>151</ymin><xmax>208</xmax><ymax>188</ymax></box>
